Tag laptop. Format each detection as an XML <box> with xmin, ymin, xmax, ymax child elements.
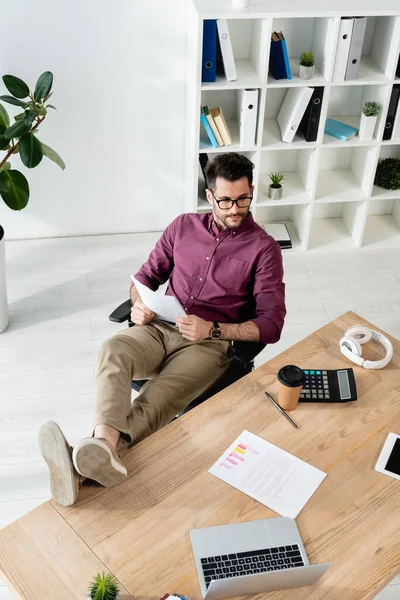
<box><xmin>190</xmin><ymin>517</ymin><xmax>331</xmax><ymax>600</ymax></box>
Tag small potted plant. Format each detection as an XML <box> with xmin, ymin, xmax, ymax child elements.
<box><xmin>298</xmin><ymin>51</ymin><xmax>315</xmax><ymax>80</ymax></box>
<box><xmin>87</xmin><ymin>572</ymin><xmax>120</xmax><ymax>600</ymax></box>
<box><xmin>359</xmin><ymin>101</ymin><xmax>381</xmax><ymax>141</ymax></box>
<box><xmin>374</xmin><ymin>158</ymin><xmax>400</xmax><ymax>190</ymax></box>
<box><xmin>268</xmin><ymin>172</ymin><xmax>284</xmax><ymax>200</ymax></box>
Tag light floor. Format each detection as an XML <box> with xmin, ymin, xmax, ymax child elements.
<box><xmin>0</xmin><ymin>232</ymin><xmax>399</xmax><ymax>600</ymax></box>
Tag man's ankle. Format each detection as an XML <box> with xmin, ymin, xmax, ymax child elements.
<box><xmin>94</xmin><ymin>424</ymin><xmax>120</xmax><ymax>449</ymax></box>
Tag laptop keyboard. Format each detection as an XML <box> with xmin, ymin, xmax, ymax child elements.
<box><xmin>200</xmin><ymin>545</ymin><xmax>304</xmax><ymax>588</ymax></box>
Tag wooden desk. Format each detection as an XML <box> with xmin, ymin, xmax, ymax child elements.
<box><xmin>1</xmin><ymin>312</ymin><xmax>399</xmax><ymax>600</ymax></box>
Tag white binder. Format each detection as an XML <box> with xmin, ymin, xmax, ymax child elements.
<box><xmin>217</xmin><ymin>19</ymin><xmax>237</xmax><ymax>82</ymax></box>
<box><xmin>392</xmin><ymin>103</ymin><xmax>400</xmax><ymax>140</ymax></box>
<box><xmin>277</xmin><ymin>87</ymin><xmax>314</xmax><ymax>143</ymax></box>
<box><xmin>238</xmin><ymin>89</ymin><xmax>258</xmax><ymax>146</ymax></box>
<box><xmin>333</xmin><ymin>18</ymin><xmax>354</xmax><ymax>82</ymax></box>
<box><xmin>345</xmin><ymin>16</ymin><xmax>367</xmax><ymax>80</ymax></box>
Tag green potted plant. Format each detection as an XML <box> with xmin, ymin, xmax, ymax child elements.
<box><xmin>0</xmin><ymin>71</ymin><xmax>65</xmax><ymax>333</ymax></box>
<box><xmin>268</xmin><ymin>172</ymin><xmax>285</xmax><ymax>200</ymax></box>
<box><xmin>87</xmin><ymin>572</ymin><xmax>120</xmax><ymax>600</ymax></box>
<box><xmin>359</xmin><ymin>101</ymin><xmax>381</xmax><ymax>141</ymax></box>
<box><xmin>298</xmin><ymin>51</ymin><xmax>315</xmax><ymax>80</ymax></box>
<box><xmin>374</xmin><ymin>158</ymin><xmax>400</xmax><ymax>190</ymax></box>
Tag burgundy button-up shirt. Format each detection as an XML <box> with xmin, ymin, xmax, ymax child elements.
<box><xmin>134</xmin><ymin>212</ymin><xmax>286</xmax><ymax>344</ymax></box>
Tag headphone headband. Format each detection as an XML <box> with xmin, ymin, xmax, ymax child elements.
<box><xmin>340</xmin><ymin>325</ymin><xmax>393</xmax><ymax>370</ymax></box>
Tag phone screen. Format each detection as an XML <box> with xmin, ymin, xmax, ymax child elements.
<box><xmin>385</xmin><ymin>438</ymin><xmax>400</xmax><ymax>476</ymax></box>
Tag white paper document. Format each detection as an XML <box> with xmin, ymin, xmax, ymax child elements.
<box><xmin>209</xmin><ymin>430</ymin><xmax>326</xmax><ymax>518</ymax></box>
<box><xmin>131</xmin><ymin>276</ymin><xmax>186</xmax><ymax>322</ymax></box>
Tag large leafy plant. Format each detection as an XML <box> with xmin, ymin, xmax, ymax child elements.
<box><xmin>0</xmin><ymin>71</ymin><xmax>65</xmax><ymax>211</ymax></box>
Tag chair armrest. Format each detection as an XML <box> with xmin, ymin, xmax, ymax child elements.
<box><xmin>232</xmin><ymin>341</ymin><xmax>265</xmax><ymax>364</ymax></box>
<box><xmin>109</xmin><ymin>299</ymin><xmax>131</xmax><ymax>323</ymax></box>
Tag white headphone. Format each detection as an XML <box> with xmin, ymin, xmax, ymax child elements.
<box><xmin>339</xmin><ymin>325</ymin><xmax>393</xmax><ymax>370</ymax></box>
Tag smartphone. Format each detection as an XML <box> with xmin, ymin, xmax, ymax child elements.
<box><xmin>375</xmin><ymin>433</ymin><xmax>400</xmax><ymax>481</ymax></box>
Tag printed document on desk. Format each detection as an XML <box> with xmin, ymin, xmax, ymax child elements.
<box><xmin>131</xmin><ymin>276</ymin><xmax>186</xmax><ymax>322</ymax></box>
<box><xmin>209</xmin><ymin>430</ymin><xmax>326</xmax><ymax>518</ymax></box>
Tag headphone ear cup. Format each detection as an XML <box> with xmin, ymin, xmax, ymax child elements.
<box><xmin>340</xmin><ymin>336</ymin><xmax>362</xmax><ymax>356</ymax></box>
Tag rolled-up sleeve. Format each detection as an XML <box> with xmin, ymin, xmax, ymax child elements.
<box><xmin>250</xmin><ymin>240</ymin><xmax>286</xmax><ymax>345</ymax></box>
<box><xmin>133</xmin><ymin>217</ymin><xmax>178</xmax><ymax>291</ymax></box>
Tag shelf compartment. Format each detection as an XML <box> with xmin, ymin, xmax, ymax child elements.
<box><xmin>267</xmin><ymin>17</ymin><xmax>336</xmax><ymax>86</ymax></box>
<box><xmin>256</xmin><ymin>204</ymin><xmax>312</xmax><ymax>250</ymax></box>
<box><xmin>362</xmin><ymin>199</ymin><xmax>400</xmax><ymax>248</ymax></box>
<box><xmin>257</xmin><ymin>148</ymin><xmax>317</xmax><ymax>204</ymax></box>
<box><xmin>201</xmin><ymin>19</ymin><xmax>268</xmax><ymax>91</ymax></box>
<box><xmin>332</xmin><ymin>16</ymin><xmax>400</xmax><ymax>84</ymax></box>
<box><xmin>315</xmin><ymin>146</ymin><xmax>378</xmax><ymax>201</ymax></box>
<box><xmin>308</xmin><ymin>201</ymin><xmax>368</xmax><ymax>250</ymax></box>
<box><xmin>261</xmin><ymin>88</ymin><xmax>323</xmax><ymax>148</ymax></box>
<box><xmin>199</xmin><ymin>89</ymin><xmax>261</xmax><ymax>151</ymax></box>
<box><xmin>371</xmin><ymin>145</ymin><xmax>400</xmax><ymax>199</ymax></box>
<box><xmin>323</xmin><ymin>85</ymin><xmax>390</xmax><ymax>145</ymax></box>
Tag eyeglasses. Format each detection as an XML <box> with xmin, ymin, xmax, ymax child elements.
<box><xmin>210</xmin><ymin>189</ymin><xmax>253</xmax><ymax>210</ymax></box>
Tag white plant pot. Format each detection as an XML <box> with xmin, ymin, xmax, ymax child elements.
<box><xmin>299</xmin><ymin>64</ymin><xmax>314</xmax><ymax>80</ymax></box>
<box><xmin>0</xmin><ymin>226</ymin><xmax>9</xmax><ymax>334</ymax></box>
<box><xmin>268</xmin><ymin>185</ymin><xmax>282</xmax><ymax>200</ymax></box>
<box><xmin>359</xmin><ymin>113</ymin><xmax>377</xmax><ymax>141</ymax></box>
<box><xmin>87</xmin><ymin>594</ymin><xmax>119</xmax><ymax>600</ymax></box>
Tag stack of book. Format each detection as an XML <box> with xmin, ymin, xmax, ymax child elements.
<box><xmin>332</xmin><ymin>17</ymin><xmax>367</xmax><ymax>81</ymax></box>
<box><xmin>269</xmin><ymin>31</ymin><xmax>291</xmax><ymax>80</ymax></box>
<box><xmin>262</xmin><ymin>223</ymin><xmax>292</xmax><ymax>249</ymax></box>
<box><xmin>200</xmin><ymin>105</ymin><xmax>232</xmax><ymax>148</ymax></box>
<box><xmin>324</xmin><ymin>118</ymin><xmax>358</xmax><ymax>141</ymax></box>
<box><xmin>202</xmin><ymin>19</ymin><xmax>237</xmax><ymax>83</ymax></box>
<box><xmin>383</xmin><ymin>84</ymin><xmax>400</xmax><ymax>140</ymax></box>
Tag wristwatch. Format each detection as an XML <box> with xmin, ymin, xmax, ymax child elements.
<box><xmin>210</xmin><ymin>321</ymin><xmax>222</xmax><ymax>340</ymax></box>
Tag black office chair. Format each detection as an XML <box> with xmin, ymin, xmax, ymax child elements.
<box><xmin>109</xmin><ymin>299</ymin><xmax>265</xmax><ymax>418</ymax></box>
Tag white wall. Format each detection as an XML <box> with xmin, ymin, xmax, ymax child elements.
<box><xmin>0</xmin><ymin>0</ymin><xmax>187</xmax><ymax>240</ymax></box>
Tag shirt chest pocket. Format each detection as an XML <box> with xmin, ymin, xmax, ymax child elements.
<box><xmin>213</xmin><ymin>256</ymin><xmax>249</xmax><ymax>291</ymax></box>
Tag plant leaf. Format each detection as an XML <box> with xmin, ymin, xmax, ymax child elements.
<box><xmin>14</xmin><ymin>112</ymin><xmax>25</xmax><ymax>121</ymax></box>
<box><xmin>43</xmin><ymin>91</ymin><xmax>53</xmax><ymax>103</ymax></box>
<box><xmin>0</xmin><ymin>169</ymin><xmax>30</xmax><ymax>210</ymax></box>
<box><xmin>0</xmin><ymin>95</ymin><xmax>29</xmax><ymax>108</ymax></box>
<box><xmin>20</xmin><ymin>133</ymin><xmax>43</xmax><ymax>169</ymax></box>
<box><xmin>0</xmin><ymin>134</ymin><xmax>9</xmax><ymax>150</ymax></box>
<box><xmin>0</xmin><ymin>103</ymin><xmax>10</xmax><ymax>128</ymax></box>
<box><xmin>0</xmin><ymin>162</ymin><xmax>11</xmax><ymax>173</ymax></box>
<box><xmin>40</xmin><ymin>141</ymin><xmax>66</xmax><ymax>170</ymax></box>
<box><xmin>34</xmin><ymin>71</ymin><xmax>53</xmax><ymax>100</ymax></box>
<box><xmin>46</xmin><ymin>104</ymin><xmax>57</xmax><ymax>110</ymax></box>
<box><xmin>24</xmin><ymin>109</ymin><xmax>37</xmax><ymax>128</ymax></box>
<box><xmin>37</xmin><ymin>106</ymin><xmax>47</xmax><ymax>116</ymax></box>
<box><xmin>2</xmin><ymin>74</ymin><xmax>30</xmax><ymax>99</ymax></box>
<box><xmin>3</xmin><ymin>119</ymin><xmax>30</xmax><ymax>139</ymax></box>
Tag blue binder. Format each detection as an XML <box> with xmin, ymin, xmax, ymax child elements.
<box><xmin>269</xmin><ymin>34</ymin><xmax>287</xmax><ymax>80</ymax></box>
<box><xmin>201</xmin><ymin>20</ymin><xmax>217</xmax><ymax>82</ymax></box>
<box><xmin>324</xmin><ymin>118</ymin><xmax>358</xmax><ymax>141</ymax></box>
<box><xmin>200</xmin><ymin>113</ymin><xmax>218</xmax><ymax>148</ymax></box>
<box><xmin>279</xmin><ymin>36</ymin><xmax>292</xmax><ymax>79</ymax></box>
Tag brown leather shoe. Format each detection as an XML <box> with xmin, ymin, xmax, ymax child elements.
<box><xmin>38</xmin><ymin>421</ymin><xmax>80</xmax><ymax>507</ymax></box>
<box><xmin>72</xmin><ymin>437</ymin><xmax>127</xmax><ymax>487</ymax></box>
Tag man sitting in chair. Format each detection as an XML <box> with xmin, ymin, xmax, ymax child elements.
<box><xmin>39</xmin><ymin>152</ymin><xmax>286</xmax><ymax>506</ymax></box>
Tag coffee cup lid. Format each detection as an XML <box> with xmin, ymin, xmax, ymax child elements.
<box><xmin>277</xmin><ymin>365</ymin><xmax>305</xmax><ymax>387</ymax></box>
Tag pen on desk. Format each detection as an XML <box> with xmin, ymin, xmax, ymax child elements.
<box><xmin>264</xmin><ymin>391</ymin><xmax>298</xmax><ymax>429</ymax></box>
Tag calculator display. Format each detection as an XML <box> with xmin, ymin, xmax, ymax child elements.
<box><xmin>337</xmin><ymin>370</ymin><xmax>351</xmax><ymax>400</ymax></box>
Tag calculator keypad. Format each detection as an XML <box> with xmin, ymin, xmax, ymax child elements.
<box><xmin>300</xmin><ymin>370</ymin><xmax>330</xmax><ymax>400</ymax></box>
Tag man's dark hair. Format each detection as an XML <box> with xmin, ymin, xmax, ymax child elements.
<box><xmin>205</xmin><ymin>153</ymin><xmax>254</xmax><ymax>191</ymax></box>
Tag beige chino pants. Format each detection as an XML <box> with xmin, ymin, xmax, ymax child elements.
<box><xmin>94</xmin><ymin>321</ymin><xmax>232</xmax><ymax>446</ymax></box>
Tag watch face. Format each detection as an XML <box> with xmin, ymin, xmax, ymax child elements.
<box><xmin>212</xmin><ymin>329</ymin><xmax>221</xmax><ymax>339</ymax></box>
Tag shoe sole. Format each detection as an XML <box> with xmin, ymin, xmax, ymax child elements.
<box><xmin>72</xmin><ymin>438</ymin><xmax>127</xmax><ymax>488</ymax></box>
<box><xmin>38</xmin><ymin>421</ymin><xmax>79</xmax><ymax>507</ymax></box>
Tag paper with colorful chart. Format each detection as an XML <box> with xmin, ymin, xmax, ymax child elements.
<box><xmin>208</xmin><ymin>430</ymin><xmax>326</xmax><ymax>518</ymax></box>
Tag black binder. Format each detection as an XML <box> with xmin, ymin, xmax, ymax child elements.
<box><xmin>383</xmin><ymin>85</ymin><xmax>400</xmax><ymax>140</ymax></box>
<box><xmin>396</xmin><ymin>54</ymin><xmax>400</xmax><ymax>78</ymax></box>
<box><xmin>298</xmin><ymin>87</ymin><xmax>324</xmax><ymax>142</ymax></box>
<box><xmin>199</xmin><ymin>154</ymin><xmax>209</xmax><ymax>188</ymax></box>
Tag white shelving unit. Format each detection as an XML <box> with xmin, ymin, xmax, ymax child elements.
<box><xmin>185</xmin><ymin>0</ymin><xmax>400</xmax><ymax>251</ymax></box>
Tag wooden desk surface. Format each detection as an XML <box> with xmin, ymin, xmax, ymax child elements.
<box><xmin>1</xmin><ymin>312</ymin><xmax>399</xmax><ymax>600</ymax></box>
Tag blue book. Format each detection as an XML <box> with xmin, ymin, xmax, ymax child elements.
<box><xmin>200</xmin><ymin>113</ymin><xmax>218</xmax><ymax>148</ymax></box>
<box><xmin>269</xmin><ymin>34</ymin><xmax>287</xmax><ymax>80</ymax></box>
<box><xmin>279</xmin><ymin>36</ymin><xmax>292</xmax><ymax>79</ymax></box>
<box><xmin>324</xmin><ymin>118</ymin><xmax>358</xmax><ymax>141</ymax></box>
<box><xmin>201</xmin><ymin>20</ymin><xmax>217</xmax><ymax>82</ymax></box>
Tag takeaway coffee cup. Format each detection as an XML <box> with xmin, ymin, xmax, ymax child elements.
<box><xmin>277</xmin><ymin>365</ymin><xmax>306</xmax><ymax>411</ymax></box>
